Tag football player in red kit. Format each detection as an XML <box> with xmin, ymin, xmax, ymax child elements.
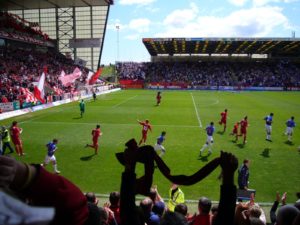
<box><xmin>156</xmin><ymin>92</ymin><xmax>161</xmax><ymax>106</ymax></box>
<box><xmin>239</xmin><ymin>116</ymin><xmax>248</xmax><ymax>144</ymax></box>
<box><xmin>219</xmin><ymin>109</ymin><xmax>228</xmax><ymax>132</ymax></box>
<box><xmin>137</xmin><ymin>119</ymin><xmax>152</xmax><ymax>145</ymax></box>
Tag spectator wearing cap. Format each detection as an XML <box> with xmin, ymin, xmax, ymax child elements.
<box><xmin>191</xmin><ymin>197</ymin><xmax>212</xmax><ymax>225</ymax></box>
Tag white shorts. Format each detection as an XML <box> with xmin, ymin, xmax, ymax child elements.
<box><xmin>44</xmin><ymin>155</ymin><xmax>56</xmax><ymax>164</ymax></box>
<box><xmin>286</xmin><ymin>127</ymin><xmax>293</xmax><ymax>135</ymax></box>
<box><xmin>265</xmin><ymin>125</ymin><xmax>272</xmax><ymax>134</ymax></box>
<box><xmin>206</xmin><ymin>136</ymin><xmax>213</xmax><ymax>144</ymax></box>
<box><xmin>154</xmin><ymin>144</ymin><xmax>165</xmax><ymax>153</ymax></box>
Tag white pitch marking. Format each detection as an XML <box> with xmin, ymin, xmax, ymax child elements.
<box><xmin>112</xmin><ymin>95</ymin><xmax>138</xmax><ymax>108</ymax></box>
<box><xmin>22</xmin><ymin>120</ymin><xmax>200</xmax><ymax>128</ymax></box>
<box><xmin>190</xmin><ymin>93</ymin><xmax>202</xmax><ymax>128</ymax></box>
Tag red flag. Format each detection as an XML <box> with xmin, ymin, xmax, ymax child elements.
<box><xmin>34</xmin><ymin>72</ymin><xmax>45</xmax><ymax>103</ymax></box>
<box><xmin>88</xmin><ymin>68</ymin><xmax>103</xmax><ymax>85</ymax></box>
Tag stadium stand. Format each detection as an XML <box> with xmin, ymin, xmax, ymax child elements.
<box><xmin>117</xmin><ymin>38</ymin><xmax>300</xmax><ymax>90</ymax></box>
<box><xmin>117</xmin><ymin>61</ymin><xmax>300</xmax><ymax>89</ymax></box>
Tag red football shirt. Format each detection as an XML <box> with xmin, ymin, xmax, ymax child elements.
<box><xmin>92</xmin><ymin>128</ymin><xmax>101</xmax><ymax>139</ymax></box>
<box><xmin>221</xmin><ymin>112</ymin><xmax>227</xmax><ymax>121</ymax></box>
<box><xmin>140</xmin><ymin>122</ymin><xmax>152</xmax><ymax>133</ymax></box>
<box><xmin>240</xmin><ymin>120</ymin><xmax>248</xmax><ymax>132</ymax></box>
<box><xmin>11</xmin><ymin>126</ymin><xmax>21</xmax><ymax>139</ymax></box>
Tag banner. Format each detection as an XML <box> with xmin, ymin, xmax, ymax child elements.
<box><xmin>59</xmin><ymin>68</ymin><xmax>82</xmax><ymax>86</ymax></box>
<box><xmin>0</xmin><ymin>102</ymin><xmax>14</xmax><ymax>112</ymax></box>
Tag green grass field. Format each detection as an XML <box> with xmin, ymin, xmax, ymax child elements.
<box><xmin>2</xmin><ymin>90</ymin><xmax>300</xmax><ymax>203</ymax></box>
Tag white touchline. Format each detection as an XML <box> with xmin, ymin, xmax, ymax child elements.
<box><xmin>112</xmin><ymin>95</ymin><xmax>138</xmax><ymax>108</ymax></box>
<box><xmin>190</xmin><ymin>93</ymin><xmax>202</xmax><ymax>128</ymax></box>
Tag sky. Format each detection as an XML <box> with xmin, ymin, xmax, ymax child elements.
<box><xmin>101</xmin><ymin>0</ymin><xmax>300</xmax><ymax>65</ymax></box>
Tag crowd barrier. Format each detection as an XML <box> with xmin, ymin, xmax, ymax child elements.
<box><xmin>0</xmin><ymin>87</ymin><xmax>121</xmax><ymax>121</ymax></box>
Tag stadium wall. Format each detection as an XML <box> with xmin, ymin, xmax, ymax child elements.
<box><xmin>0</xmin><ymin>86</ymin><xmax>121</xmax><ymax>121</ymax></box>
<box><xmin>146</xmin><ymin>84</ymin><xmax>300</xmax><ymax>91</ymax></box>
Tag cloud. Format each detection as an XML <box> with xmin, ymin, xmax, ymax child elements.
<box><xmin>125</xmin><ymin>34</ymin><xmax>140</xmax><ymax>40</ymax></box>
<box><xmin>107</xmin><ymin>19</ymin><xmax>127</xmax><ymax>30</ymax></box>
<box><xmin>119</xmin><ymin>0</ymin><xmax>156</xmax><ymax>5</ymax></box>
<box><xmin>163</xmin><ymin>3</ymin><xmax>199</xmax><ymax>28</ymax></box>
<box><xmin>128</xmin><ymin>18</ymin><xmax>151</xmax><ymax>33</ymax></box>
<box><xmin>156</xmin><ymin>4</ymin><xmax>290</xmax><ymax>38</ymax></box>
<box><xmin>252</xmin><ymin>0</ymin><xmax>299</xmax><ymax>6</ymax></box>
<box><xmin>228</xmin><ymin>0</ymin><xmax>249</xmax><ymax>6</ymax></box>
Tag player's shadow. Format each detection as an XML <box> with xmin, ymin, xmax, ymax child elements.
<box><xmin>260</xmin><ymin>148</ymin><xmax>270</xmax><ymax>158</ymax></box>
<box><xmin>237</xmin><ymin>143</ymin><xmax>245</xmax><ymax>149</ymax></box>
<box><xmin>198</xmin><ymin>155</ymin><xmax>209</xmax><ymax>162</ymax></box>
<box><xmin>73</xmin><ymin>116</ymin><xmax>82</xmax><ymax>119</ymax></box>
<box><xmin>284</xmin><ymin>140</ymin><xmax>295</xmax><ymax>146</ymax></box>
<box><xmin>217</xmin><ymin>131</ymin><xmax>225</xmax><ymax>135</ymax></box>
<box><xmin>80</xmin><ymin>154</ymin><xmax>96</xmax><ymax>161</ymax></box>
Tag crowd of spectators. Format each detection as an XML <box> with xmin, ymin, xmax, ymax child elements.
<box><xmin>0</xmin><ymin>11</ymin><xmax>51</xmax><ymax>43</ymax></box>
<box><xmin>0</xmin><ymin>140</ymin><xmax>299</xmax><ymax>225</ymax></box>
<box><xmin>0</xmin><ymin>12</ymin><xmax>97</xmax><ymax>104</ymax></box>
<box><xmin>117</xmin><ymin>61</ymin><xmax>300</xmax><ymax>88</ymax></box>
<box><xmin>0</xmin><ymin>47</ymin><xmax>90</xmax><ymax>103</ymax></box>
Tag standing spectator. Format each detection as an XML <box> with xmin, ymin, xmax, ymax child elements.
<box><xmin>285</xmin><ymin>116</ymin><xmax>296</xmax><ymax>142</ymax></box>
<box><xmin>140</xmin><ymin>197</ymin><xmax>160</xmax><ymax>225</ymax></box>
<box><xmin>191</xmin><ymin>197</ymin><xmax>212</xmax><ymax>225</ymax></box>
<box><xmin>238</xmin><ymin>159</ymin><xmax>250</xmax><ymax>190</ymax></box>
<box><xmin>10</xmin><ymin>121</ymin><xmax>24</xmax><ymax>156</ymax></box>
<box><xmin>270</xmin><ymin>192</ymin><xmax>287</xmax><ymax>225</ymax></box>
<box><xmin>0</xmin><ymin>126</ymin><xmax>3</xmax><ymax>155</ymax></box>
<box><xmin>109</xmin><ymin>191</ymin><xmax>121</xmax><ymax>225</ymax></box>
<box><xmin>1</xmin><ymin>126</ymin><xmax>14</xmax><ymax>155</ymax></box>
<box><xmin>167</xmin><ymin>184</ymin><xmax>185</xmax><ymax>212</ymax></box>
<box><xmin>41</xmin><ymin>139</ymin><xmax>60</xmax><ymax>174</ymax></box>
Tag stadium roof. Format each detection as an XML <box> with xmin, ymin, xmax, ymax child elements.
<box><xmin>143</xmin><ymin>38</ymin><xmax>300</xmax><ymax>57</ymax></box>
<box><xmin>0</xmin><ymin>0</ymin><xmax>113</xmax><ymax>10</ymax></box>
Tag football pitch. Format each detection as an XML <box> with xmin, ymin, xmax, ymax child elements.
<box><xmin>2</xmin><ymin>90</ymin><xmax>300</xmax><ymax>203</ymax></box>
